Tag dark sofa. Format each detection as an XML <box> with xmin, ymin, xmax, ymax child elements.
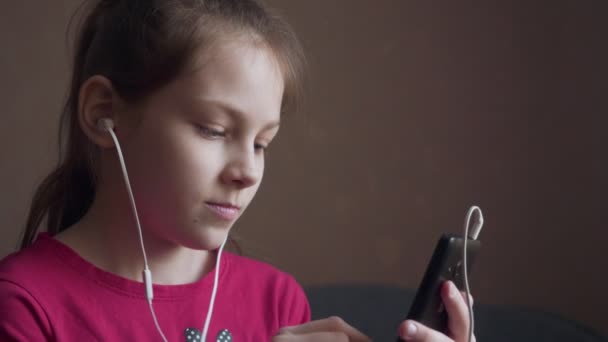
<box><xmin>305</xmin><ymin>285</ymin><xmax>607</xmax><ymax>341</ymax></box>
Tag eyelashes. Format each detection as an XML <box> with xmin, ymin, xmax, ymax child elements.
<box><xmin>196</xmin><ymin>124</ymin><xmax>269</xmax><ymax>152</ymax></box>
<box><xmin>197</xmin><ymin>125</ymin><xmax>226</xmax><ymax>138</ymax></box>
<box><xmin>254</xmin><ymin>143</ymin><xmax>267</xmax><ymax>152</ymax></box>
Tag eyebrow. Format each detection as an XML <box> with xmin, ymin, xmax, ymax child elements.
<box><xmin>197</xmin><ymin>98</ymin><xmax>281</xmax><ymax>131</ymax></box>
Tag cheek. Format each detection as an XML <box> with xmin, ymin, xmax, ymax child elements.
<box><xmin>154</xmin><ymin>134</ymin><xmax>224</xmax><ymax>197</ymax></box>
<box><xmin>124</xmin><ymin>126</ymin><xmax>217</xmax><ymax>207</ymax></box>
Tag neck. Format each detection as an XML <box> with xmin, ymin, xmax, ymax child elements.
<box><xmin>56</xmin><ymin>175</ymin><xmax>215</xmax><ymax>285</ymax></box>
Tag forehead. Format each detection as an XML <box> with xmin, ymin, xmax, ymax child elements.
<box><xmin>166</xmin><ymin>40</ymin><xmax>285</xmax><ymax>123</ymax></box>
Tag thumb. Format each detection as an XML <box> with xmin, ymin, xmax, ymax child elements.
<box><xmin>398</xmin><ymin>320</ymin><xmax>451</xmax><ymax>341</ymax></box>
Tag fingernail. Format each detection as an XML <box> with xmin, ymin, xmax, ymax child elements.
<box><xmin>402</xmin><ymin>322</ymin><xmax>417</xmax><ymax>340</ymax></box>
<box><xmin>447</xmin><ymin>281</ymin><xmax>457</xmax><ymax>298</ymax></box>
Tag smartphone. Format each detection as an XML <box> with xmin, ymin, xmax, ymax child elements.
<box><xmin>397</xmin><ymin>234</ymin><xmax>481</xmax><ymax>340</ymax></box>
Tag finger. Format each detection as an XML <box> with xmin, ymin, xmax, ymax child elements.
<box><xmin>460</xmin><ymin>291</ymin><xmax>474</xmax><ymax>307</ymax></box>
<box><xmin>278</xmin><ymin>317</ymin><xmax>371</xmax><ymax>342</ymax></box>
<box><xmin>273</xmin><ymin>331</ymin><xmax>349</xmax><ymax>342</ymax></box>
<box><xmin>398</xmin><ymin>320</ymin><xmax>452</xmax><ymax>341</ymax></box>
<box><xmin>441</xmin><ymin>281</ymin><xmax>471</xmax><ymax>341</ymax></box>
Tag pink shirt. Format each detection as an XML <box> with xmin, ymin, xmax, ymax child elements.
<box><xmin>0</xmin><ymin>233</ymin><xmax>310</xmax><ymax>341</ymax></box>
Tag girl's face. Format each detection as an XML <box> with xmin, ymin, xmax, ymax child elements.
<box><xmin>116</xmin><ymin>41</ymin><xmax>283</xmax><ymax>250</ymax></box>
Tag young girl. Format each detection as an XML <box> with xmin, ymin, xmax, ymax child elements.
<box><xmin>0</xmin><ymin>1</ymin><xmax>475</xmax><ymax>341</ymax></box>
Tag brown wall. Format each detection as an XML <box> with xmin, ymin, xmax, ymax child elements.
<box><xmin>1</xmin><ymin>0</ymin><xmax>607</xmax><ymax>336</ymax></box>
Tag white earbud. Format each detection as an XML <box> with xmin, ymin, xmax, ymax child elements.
<box><xmin>97</xmin><ymin>118</ymin><xmax>114</xmax><ymax>132</ymax></box>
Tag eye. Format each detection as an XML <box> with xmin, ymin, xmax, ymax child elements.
<box><xmin>254</xmin><ymin>143</ymin><xmax>268</xmax><ymax>152</ymax></box>
<box><xmin>197</xmin><ymin>125</ymin><xmax>225</xmax><ymax>138</ymax></box>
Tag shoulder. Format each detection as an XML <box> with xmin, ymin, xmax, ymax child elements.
<box><xmin>0</xmin><ymin>248</ymin><xmax>43</xmax><ymax>285</ymax></box>
<box><xmin>223</xmin><ymin>252</ymin><xmax>311</xmax><ymax>325</ymax></box>
<box><xmin>0</xmin><ymin>233</ymin><xmax>81</xmax><ymax>319</ymax></box>
<box><xmin>223</xmin><ymin>252</ymin><xmax>304</xmax><ymax>291</ymax></box>
<box><xmin>0</xmin><ymin>241</ymin><xmax>56</xmax><ymax>340</ymax></box>
<box><xmin>0</xmin><ymin>234</ymin><xmax>65</xmax><ymax>287</ymax></box>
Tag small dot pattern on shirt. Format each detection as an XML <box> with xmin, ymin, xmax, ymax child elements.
<box><xmin>216</xmin><ymin>329</ymin><xmax>232</xmax><ymax>342</ymax></box>
<box><xmin>185</xmin><ymin>328</ymin><xmax>201</xmax><ymax>341</ymax></box>
<box><xmin>184</xmin><ymin>328</ymin><xmax>233</xmax><ymax>342</ymax></box>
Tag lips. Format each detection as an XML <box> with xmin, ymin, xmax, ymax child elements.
<box><xmin>205</xmin><ymin>202</ymin><xmax>241</xmax><ymax>221</ymax></box>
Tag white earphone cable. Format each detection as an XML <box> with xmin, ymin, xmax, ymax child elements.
<box><xmin>201</xmin><ymin>236</ymin><xmax>228</xmax><ymax>341</ymax></box>
<box><xmin>105</xmin><ymin>123</ymin><xmax>169</xmax><ymax>342</ymax></box>
<box><xmin>105</xmin><ymin>124</ymin><xmax>151</xmax><ymax>271</ymax></box>
<box><xmin>463</xmin><ymin>206</ymin><xmax>483</xmax><ymax>342</ymax></box>
<box><xmin>103</xmin><ymin>120</ymin><xmax>227</xmax><ymax>341</ymax></box>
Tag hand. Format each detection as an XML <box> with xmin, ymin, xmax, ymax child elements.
<box><xmin>398</xmin><ymin>281</ymin><xmax>476</xmax><ymax>342</ymax></box>
<box><xmin>273</xmin><ymin>316</ymin><xmax>372</xmax><ymax>342</ymax></box>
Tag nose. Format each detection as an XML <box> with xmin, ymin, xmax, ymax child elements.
<box><xmin>220</xmin><ymin>145</ymin><xmax>260</xmax><ymax>189</ymax></box>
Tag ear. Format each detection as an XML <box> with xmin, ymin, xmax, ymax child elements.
<box><xmin>78</xmin><ymin>75</ymin><xmax>122</xmax><ymax>148</ymax></box>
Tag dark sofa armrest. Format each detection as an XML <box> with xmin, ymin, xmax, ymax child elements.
<box><xmin>304</xmin><ymin>285</ymin><xmax>607</xmax><ymax>342</ymax></box>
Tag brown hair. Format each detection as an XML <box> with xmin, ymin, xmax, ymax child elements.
<box><xmin>20</xmin><ymin>0</ymin><xmax>305</xmax><ymax>249</ymax></box>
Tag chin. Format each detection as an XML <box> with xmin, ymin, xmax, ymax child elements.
<box><xmin>178</xmin><ymin>227</ymin><xmax>230</xmax><ymax>251</ymax></box>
